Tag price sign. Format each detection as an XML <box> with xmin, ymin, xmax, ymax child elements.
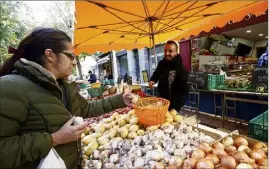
<box><xmin>188</xmin><ymin>72</ymin><xmax>207</xmax><ymax>87</ymax></box>
<box><xmin>251</xmin><ymin>67</ymin><xmax>268</xmax><ymax>87</ymax></box>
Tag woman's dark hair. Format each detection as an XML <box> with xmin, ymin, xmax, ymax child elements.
<box><xmin>0</xmin><ymin>27</ymin><xmax>71</xmax><ymax>76</ymax></box>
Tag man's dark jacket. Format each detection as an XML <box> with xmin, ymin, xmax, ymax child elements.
<box><xmin>150</xmin><ymin>54</ymin><xmax>189</xmax><ymax>111</ymax></box>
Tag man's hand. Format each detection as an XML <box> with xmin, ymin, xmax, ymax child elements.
<box><xmin>149</xmin><ymin>81</ymin><xmax>155</xmax><ymax>89</ymax></box>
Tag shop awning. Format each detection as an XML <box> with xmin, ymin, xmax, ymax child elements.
<box><xmin>173</xmin><ymin>1</ymin><xmax>268</xmax><ymax>41</ymax></box>
<box><xmin>74</xmin><ymin>1</ymin><xmax>268</xmax><ymax>54</ymax></box>
<box><xmin>97</xmin><ymin>55</ymin><xmax>110</xmax><ymax>65</ymax></box>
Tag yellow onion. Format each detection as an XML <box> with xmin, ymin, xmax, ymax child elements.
<box><xmin>250</xmin><ymin>150</ymin><xmax>263</xmax><ymax>162</ymax></box>
<box><xmin>191</xmin><ymin>149</ymin><xmax>206</xmax><ymax>160</ymax></box>
<box><xmin>213</xmin><ymin>142</ymin><xmax>225</xmax><ymax>149</ymax></box>
<box><xmin>257</xmin><ymin>158</ymin><xmax>268</xmax><ymax>166</ymax></box>
<box><xmin>213</xmin><ymin>148</ymin><xmax>227</xmax><ymax>158</ymax></box>
<box><xmin>220</xmin><ymin>156</ymin><xmax>237</xmax><ymax>169</ymax></box>
<box><xmin>225</xmin><ymin>145</ymin><xmax>237</xmax><ymax>154</ymax></box>
<box><xmin>205</xmin><ymin>154</ymin><xmax>220</xmax><ymax>165</ymax></box>
<box><xmin>250</xmin><ymin>162</ymin><xmax>259</xmax><ymax>169</ymax></box>
<box><xmin>233</xmin><ymin>151</ymin><xmax>251</xmax><ymax>163</ymax></box>
<box><xmin>222</xmin><ymin>137</ymin><xmax>234</xmax><ymax>146</ymax></box>
<box><xmin>199</xmin><ymin>142</ymin><xmax>212</xmax><ymax>154</ymax></box>
<box><xmin>236</xmin><ymin>163</ymin><xmax>253</xmax><ymax>169</ymax></box>
<box><xmin>166</xmin><ymin>165</ymin><xmax>177</xmax><ymax>169</ymax></box>
<box><xmin>183</xmin><ymin>158</ymin><xmax>197</xmax><ymax>169</ymax></box>
<box><xmin>196</xmin><ymin>158</ymin><xmax>214</xmax><ymax>169</ymax></box>
<box><xmin>252</xmin><ymin>149</ymin><xmax>267</xmax><ymax>158</ymax></box>
<box><xmin>253</xmin><ymin>142</ymin><xmax>268</xmax><ymax>154</ymax></box>
<box><xmin>153</xmin><ymin>162</ymin><xmax>165</xmax><ymax>169</ymax></box>
<box><xmin>234</xmin><ymin>137</ymin><xmax>248</xmax><ymax>147</ymax></box>
<box><xmin>238</xmin><ymin>145</ymin><xmax>251</xmax><ymax>154</ymax></box>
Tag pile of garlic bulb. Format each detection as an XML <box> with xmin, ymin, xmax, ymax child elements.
<box><xmin>81</xmin><ymin>109</ymin><xmax>215</xmax><ymax>169</ymax></box>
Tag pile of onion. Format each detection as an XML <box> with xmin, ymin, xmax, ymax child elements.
<box><xmin>194</xmin><ymin>137</ymin><xmax>267</xmax><ymax>169</ymax></box>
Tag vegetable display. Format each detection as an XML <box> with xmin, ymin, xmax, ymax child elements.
<box><xmin>81</xmin><ymin>109</ymin><xmax>215</xmax><ymax>168</ymax></box>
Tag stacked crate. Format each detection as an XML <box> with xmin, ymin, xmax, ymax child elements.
<box><xmin>207</xmin><ymin>74</ymin><xmax>225</xmax><ymax>90</ymax></box>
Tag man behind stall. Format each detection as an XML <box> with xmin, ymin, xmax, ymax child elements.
<box><xmin>149</xmin><ymin>40</ymin><xmax>189</xmax><ymax>112</ymax></box>
<box><xmin>88</xmin><ymin>70</ymin><xmax>97</xmax><ymax>84</ymax></box>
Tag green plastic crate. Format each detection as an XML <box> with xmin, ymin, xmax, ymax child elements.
<box><xmin>207</xmin><ymin>75</ymin><xmax>225</xmax><ymax>90</ymax></box>
<box><xmin>248</xmin><ymin>111</ymin><xmax>268</xmax><ymax>142</ymax></box>
<box><xmin>87</xmin><ymin>86</ymin><xmax>104</xmax><ymax>98</ymax></box>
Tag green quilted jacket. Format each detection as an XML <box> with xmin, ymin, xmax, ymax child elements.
<box><xmin>0</xmin><ymin>59</ymin><xmax>126</xmax><ymax>169</ymax></box>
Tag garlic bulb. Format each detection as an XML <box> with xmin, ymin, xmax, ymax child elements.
<box><xmin>109</xmin><ymin>154</ymin><xmax>119</xmax><ymax>164</ymax></box>
<box><xmin>73</xmin><ymin>116</ymin><xmax>84</xmax><ymax>125</ymax></box>
<box><xmin>151</xmin><ymin>150</ymin><xmax>164</xmax><ymax>161</ymax></box>
<box><xmin>134</xmin><ymin>157</ymin><xmax>145</xmax><ymax>167</ymax></box>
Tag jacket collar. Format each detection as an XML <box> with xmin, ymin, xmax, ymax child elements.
<box><xmin>14</xmin><ymin>58</ymin><xmax>63</xmax><ymax>100</ymax></box>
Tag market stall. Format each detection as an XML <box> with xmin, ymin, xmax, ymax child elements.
<box><xmin>183</xmin><ymin>14</ymin><xmax>268</xmax><ymax>140</ymax></box>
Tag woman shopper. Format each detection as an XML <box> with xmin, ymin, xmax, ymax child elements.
<box><xmin>0</xmin><ymin>27</ymin><xmax>128</xmax><ymax>169</ymax></box>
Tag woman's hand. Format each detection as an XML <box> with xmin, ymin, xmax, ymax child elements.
<box><xmin>122</xmin><ymin>93</ymin><xmax>133</xmax><ymax>107</ymax></box>
<box><xmin>51</xmin><ymin>117</ymin><xmax>87</xmax><ymax>146</ymax></box>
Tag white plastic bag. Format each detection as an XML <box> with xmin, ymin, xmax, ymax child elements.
<box><xmin>37</xmin><ymin>148</ymin><xmax>66</xmax><ymax>169</ymax></box>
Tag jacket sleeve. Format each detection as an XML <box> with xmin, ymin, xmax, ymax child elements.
<box><xmin>176</xmin><ymin>64</ymin><xmax>189</xmax><ymax>106</ymax></box>
<box><xmin>150</xmin><ymin>61</ymin><xmax>162</xmax><ymax>83</ymax></box>
<box><xmin>0</xmin><ymin>78</ymin><xmax>52</xmax><ymax>168</ymax></box>
<box><xmin>79</xmin><ymin>94</ymin><xmax>126</xmax><ymax>118</ymax></box>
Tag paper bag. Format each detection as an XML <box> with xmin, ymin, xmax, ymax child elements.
<box><xmin>37</xmin><ymin>148</ymin><xmax>66</xmax><ymax>169</ymax></box>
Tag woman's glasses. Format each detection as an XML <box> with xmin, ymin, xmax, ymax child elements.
<box><xmin>59</xmin><ymin>51</ymin><xmax>77</xmax><ymax>60</ymax></box>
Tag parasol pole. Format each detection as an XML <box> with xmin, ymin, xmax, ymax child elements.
<box><xmin>149</xmin><ymin>20</ymin><xmax>158</xmax><ymax>66</ymax></box>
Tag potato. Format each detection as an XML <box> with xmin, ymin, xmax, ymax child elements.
<box><xmin>166</xmin><ymin>117</ymin><xmax>174</xmax><ymax>123</ymax></box>
<box><xmin>82</xmin><ymin>135</ymin><xmax>96</xmax><ymax>145</ymax></box>
<box><xmin>128</xmin><ymin>132</ymin><xmax>138</xmax><ymax>139</ymax></box>
<box><xmin>166</xmin><ymin>112</ymin><xmax>173</xmax><ymax>119</ymax></box>
<box><xmin>98</xmin><ymin>136</ymin><xmax>109</xmax><ymax>145</ymax></box>
<box><xmin>173</xmin><ymin>115</ymin><xmax>183</xmax><ymax>122</ymax></box>
<box><xmin>124</xmin><ymin>124</ymin><xmax>132</xmax><ymax>129</ymax></box>
<box><xmin>87</xmin><ymin>141</ymin><xmax>98</xmax><ymax>151</ymax></box>
<box><xmin>129</xmin><ymin>125</ymin><xmax>139</xmax><ymax>132</ymax></box>
<box><xmin>109</xmin><ymin>129</ymin><xmax>117</xmax><ymax>138</ymax></box>
<box><xmin>137</xmin><ymin>129</ymin><xmax>145</xmax><ymax>136</ymax></box>
<box><xmin>130</xmin><ymin>117</ymin><xmax>138</xmax><ymax>125</ymax></box>
<box><xmin>117</xmin><ymin>118</ymin><xmax>126</xmax><ymax>127</ymax></box>
<box><xmin>119</xmin><ymin>127</ymin><xmax>128</xmax><ymax>138</ymax></box>
<box><xmin>95</xmin><ymin>124</ymin><xmax>106</xmax><ymax>134</ymax></box>
<box><xmin>105</xmin><ymin>123</ymin><xmax>113</xmax><ymax>130</ymax></box>
<box><xmin>147</xmin><ymin>125</ymin><xmax>159</xmax><ymax>131</ymax></box>
<box><xmin>113</xmin><ymin>125</ymin><xmax>120</xmax><ymax>130</ymax></box>
<box><xmin>170</xmin><ymin>109</ymin><xmax>177</xmax><ymax>116</ymax></box>
<box><xmin>111</xmin><ymin>121</ymin><xmax>117</xmax><ymax>126</ymax></box>
<box><xmin>81</xmin><ymin>133</ymin><xmax>86</xmax><ymax>139</ymax></box>
<box><xmin>161</xmin><ymin>122</ymin><xmax>170</xmax><ymax>128</ymax></box>
<box><xmin>128</xmin><ymin>109</ymin><xmax>135</xmax><ymax>116</ymax></box>
<box><xmin>84</xmin><ymin>127</ymin><xmax>91</xmax><ymax>135</ymax></box>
